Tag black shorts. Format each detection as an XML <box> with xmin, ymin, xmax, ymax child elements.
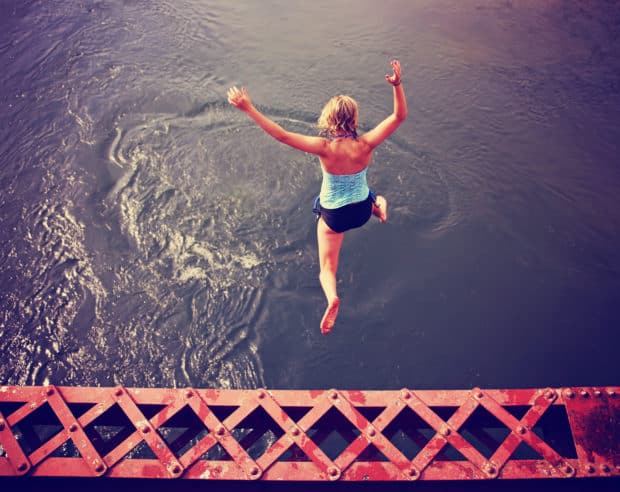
<box><xmin>313</xmin><ymin>192</ymin><xmax>375</xmax><ymax>233</ymax></box>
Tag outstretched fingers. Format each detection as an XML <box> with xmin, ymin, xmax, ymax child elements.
<box><xmin>227</xmin><ymin>86</ymin><xmax>249</xmax><ymax>108</ymax></box>
<box><xmin>227</xmin><ymin>86</ymin><xmax>241</xmax><ymax>105</ymax></box>
<box><xmin>385</xmin><ymin>59</ymin><xmax>402</xmax><ymax>86</ymax></box>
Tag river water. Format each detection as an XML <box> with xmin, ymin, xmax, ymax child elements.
<box><xmin>1</xmin><ymin>0</ymin><xmax>619</xmax><ymax>397</ymax></box>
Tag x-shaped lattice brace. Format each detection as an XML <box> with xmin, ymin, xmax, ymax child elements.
<box><xmin>397</xmin><ymin>387</ymin><xmax>576</xmax><ymax>479</ymax></box>
<box><xmin>1</xmin><ymin>386</ymin><xmax>618</xmax><ymax>480</ymax></box>
<box><xmin>0</xmin><ymin>386</ymin><xmax>107</xmax><ymax>477</ymax></box>
<box><xmin>473</xmin><ymin>388</ymin><xmax>576</xmax><ymax>478</ymax></box>
<box><xmin>142</xmin><ymin>387</ymin><xmax>262</xmax><ymax>479</ymax></box>
<box><xmin>239</xmin><ymin>387</ymin><xmax>578</xmax><ymax>480</ymax></box>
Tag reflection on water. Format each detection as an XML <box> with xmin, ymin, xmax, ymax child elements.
<box><xmin>0</xmin><ymin>0</ymin><xmax>619</xmax><ymax>393</ymax></box>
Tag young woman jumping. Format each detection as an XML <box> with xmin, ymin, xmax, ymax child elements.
<box><xmin>227</xmin><ymin>60</ymin><xmax>407</xmax><ymax>334</ymax></box>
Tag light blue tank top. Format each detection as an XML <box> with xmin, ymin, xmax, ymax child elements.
<box><xmin>319</xmin><ymin>167</ymin><xmax>370</xmax><ymax>209</ymax></box>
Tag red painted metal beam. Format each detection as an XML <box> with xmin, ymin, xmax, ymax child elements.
<box><xmin>0</xmin><ymin>386</ymin><xmax>618</xmax><ymax>481</ymax></box>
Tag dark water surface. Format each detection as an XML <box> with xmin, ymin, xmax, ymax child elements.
<box><xmin>2</xmin><ymin>0</ymin><xmax>620</xmax><ymax>396</ymax></box>
<box><xmin>2</xmin><ymin>1</ymin><xmax>620</xmax><ymax>491</ymax></box>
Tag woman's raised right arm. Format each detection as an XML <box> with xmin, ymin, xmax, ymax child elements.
<box><xmin>227</xmin><ymin>86</ymin><xmax>328</xmax><ymax>156</ymax></box>
<box><xmin>360</xmin><ymin>60</ymin><xmax>408</xmax><ymax>150</ymax></box>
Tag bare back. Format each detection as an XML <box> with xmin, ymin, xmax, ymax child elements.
<box><xmin>318</xmin><ymin>137</ymin><xmax>374</xmax><ymax>176</ymax></box>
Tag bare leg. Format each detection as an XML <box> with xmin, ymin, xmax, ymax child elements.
<box><xmin>317</xmin><ymin>218</ymin><xmax>344</xmax><ymax>334</ymax></box>
<box><xmin>372</xmin><ymin>195</ymin><xmax>388</xmax><ymax>223</ymax></box>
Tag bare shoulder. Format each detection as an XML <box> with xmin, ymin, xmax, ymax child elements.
<box><xmin>357</xmin><ymin>132</ymin><xmax>378</xmax><ymax>151</ymax></box>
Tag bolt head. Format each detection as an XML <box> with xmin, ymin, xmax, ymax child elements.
<box><xmin>69</xmin><ymin>423</ymin><xmax>78</xmax><ymax>432</ymax></box>
<box><xmin>291</xmin><ymin>427</ymin><xmax>300</xmax><ymax>436</ymax></box>
<box><xmin>600</xmin><ymin>464</ymin><xmax>610</xmax><ymax>473</ymax></box>
<box><xmin>114</xmin><ymin>388</ymin><xmax>123</xmax><ymax>397</ymax></box>
<box><xmin>607</xmin><ymin>389</ymin><xmax>616</xmax><ymax>398</ymax></box>
<box><xmin>407</xmin><ymin>468</ymin><xmax>420</xmax><ymax>480</ymax></box>
<box><xmin>185</xmin><ymin>390</ymin><xmax>193</xmax><ymax>398</ymax></box>
<box><xmin>580</xmin><ymin>389</ymin><xmax>589</xmax><ymax>398</ymax></box>
<box><xmin>401</xmin><ymin>389</ymin><xmax>411</xmax><ymax>399</ymax></box>
<box><xmin>95</xmin><ymin>463</ymin><xmax>105</xmax><ymax>473</ymax></box>
<box><xmin>327</xmin><ymin>466</ymin><xmax>340</xmax><ymax>480</ymax></box>
<box><xmin>46</xmin><ymin>387</ymin><xmax>55</xmax><ymax>396</ymax></box>
<box><xmin>171</xmin><ymin>464</ymin><xmax>182</xmax><ymax>474</ymax></box>
<box><xmin>216</xmin><ymin>426</ymin><xmax>226</xmax><ymax>436</ymax></box>
<box><xmin>141</xmin><ymin>425</ymin><xmax>150</xmax><ymax>434</ymax></box>
<box><xmin>594</xmin><ymin>389</ymin><xmax>602</xmax><ymax>398</ymax></box>
<box><xmin>586</xmin><ymin>464</ymin><xmax>595</xmax><ymax>474</ymax></box>
<box><xmin>516</xmin><ymin>425</ymin><xmax>526</xmax><ymax>435</ymax></box>
<box><xmin>368</xmin><ymin>428</ymin><xmax>376</xmax><ymax>438</ymax></box>
<box><xmin>257</xmin><ymin>390</ymin><xmax>266</xmax><ymax>399</ymax></box>
<box><xmin>564</xmin><ymin>389</ymin><xmax>575</xmax><ymax>399</ymax></box>
<box><xmin>17</xmin><ymin>463</ymin><xmax>28</xmax><ymax>472</ymax></box>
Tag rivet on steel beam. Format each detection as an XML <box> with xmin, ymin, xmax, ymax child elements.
<box><xmin>171</xmin><ymin>464</ymin><xmax>182</xmax><ymax>475</ymax></box>
<box><xmin>249</xmin><ymin>466</ymin><xmax>261</xmax><ymax>479</ymax></box>
<box><xmin>185</xmin><ymin>390</ymin><xmax>193</xmax><ymax>399</ymax></box>
<box><xmin>400</xmin><ymin>389</ymin><xmax>411</xmax><ymax>400</ymax></box>
<box><xmin>440</xmin><ymin>425</ymin><xmax>451</xmax><ymax>437</ymax></box>
<box><xmin>562</xmin><ymin>464</ymin><xmax>575</xmax><ymax>477</ymax></box>
<box><xmin>484</xmin><ymin>462</ymin><xmax>497</xmax><ymax>476</ymax></box>
<box><xmin>407</xmin><ymin>467</ymin><xmax>420</xmax><ymax>480</ymax></box>
<box><xmin>216</xmin><ymin>426</ymin><xmax>226</xmax><ymax>436</ymax></box>
<box><xmin>0</xmin><ymin>419</ymin><xmax>5</xmax><ymax>431</ymax></box>
<box><xmin>141</xmin><ymin>425</ymin><xmax>150</xmax><ymax>434</ymax></box>
<box><xmin>329</xmin><ymin>390</ymin><xmax>339</xmax><ymax>401</ymax></box>
<box><xmin>606</xmin><ymin>388</ymin><xmax>616</xmax><ymax>398</ymax></box>
<box><xmin>474</xmin><ymin>389</ymin><xmax>484</xmax><ymax>400</ymax></box>
<box><xmin>257</xmin><ymin>389</ymin><xmax>266</xmax><ymax>399</ymax></box>
<box><xmin>544</xmin><ymin>389</ymin><xmax>556</xmax><ymax>401</ymax></box>
<box><xmin>17</xmin><ymin>463</ymin><xmax>28</xmax><ymax>472</ymax></box>
<box><xmin>594</xmin><ymin>389</ymin><xmax>602</xmax><ymax>398</ymax></box>
<box><xmin>46</xmin><ymin>387</ymin><xmax>55</xmax><ymax>396</ymax></box>
<box><xmin>564</xmin><ymin>389</ymin><xmax>575</xmax><ymax>399</ymax></box>
<box><xmin>114</xmin><ymin>388</ymin><xmax>123</xmax><ymax>397</ymax></box>
<box><xmin>95</xmin><ymin>463</ymin><xmax>105</xmax><ymax>474</ymax></box>
<box><xmin>291</xmin><ymin>427</ymin><xmax>300</xmax><ymax>437</ymax></box>
<box><xmin>69</xmin><ymin>423</ymin><xmax>78</xmax><ymax>432</ymax></box>
<box><xmin>580</xmin><ymin>389</ymin><xmax>589</xmax><ymax>398</ymax></box>
<box><xmin>367</xmin><ymin>428</ymin><xmax>376</xmax><ymax>438</ymax></box>
<box><xmin>585</xmin><ymin>464</ymin><xmax>595</xmax><ymax>474</ymax></box>
<box><xmin>600</xmin><ymin>464</ymin><xmax>610</xmax><ymax>474</ymax></box>
<box><xmin>516</xmin><ymin>425</ymin><xmax>527</xmax><ymax>435</ymax></box>
<box><xmin>328</xmin><ymin>466</ymin><xmax>341</xmax><ymax>481</ymax></box>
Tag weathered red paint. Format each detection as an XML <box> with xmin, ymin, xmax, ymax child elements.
<box><xmin>0</xmin><ymin>386</ymin><xmax>617</xmax><ymax>481</ymax></box>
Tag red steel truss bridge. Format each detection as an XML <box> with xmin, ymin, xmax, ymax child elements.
<box><xmin>0</xmin><ymin>385</ymin><xmax>618</xmax><ymax>482</ymax></box>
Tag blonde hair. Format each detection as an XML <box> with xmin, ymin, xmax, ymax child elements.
<box><xmin>317</xmin><ymin>95</ymin><xmax>359</xmax><ymax>138</ymax></box>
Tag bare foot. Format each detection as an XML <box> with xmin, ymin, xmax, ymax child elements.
<box><xmin>320</xmin><ymin>297</ymin><xmax>340</xmax><ymax>334</ymax></box>
<box><xmin>372</xmin><ymin>195</ymin><xmax>388</xmax><ymax>223</ymax></box>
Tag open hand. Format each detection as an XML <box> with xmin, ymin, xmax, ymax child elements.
<box><xmin>385</xmin><ymin>59</ymin><xmax>402</xmax><ymax>86</ymax></box>
<box><xmin>227</xmin><ymin>86</ymin><xmax>253</xmax><ymax>111</ymax></box>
